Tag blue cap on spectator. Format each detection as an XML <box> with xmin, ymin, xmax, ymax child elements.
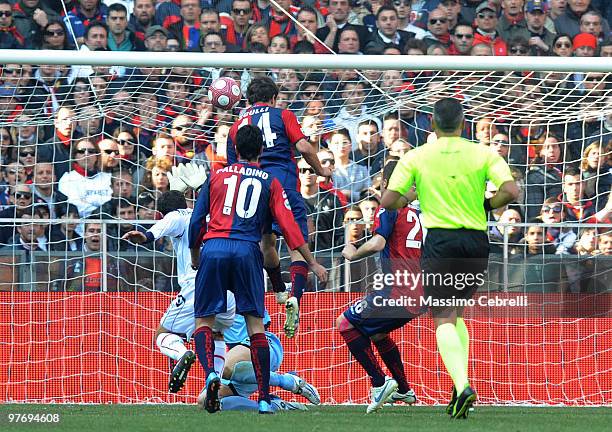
<box><xmin>476</xmin><ymin>1</ymin><xmax>497</xmax><ymax>14</ymax></box>
<box><xmin>0</xmin><ymin>85</ymin><xmax>16</xmax><ymax>98</ymax></box>
<box><xmin>525</xmin><ymin>0</ymin><xmax>546</xmax><ymax>13</ymax></box>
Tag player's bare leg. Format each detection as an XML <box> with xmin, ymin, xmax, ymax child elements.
<box><xmin>433</xmin><ymin>305</ymin><xmax>475</xmax><ymax>419</ymax></box>
<box><xmin>245</xmin><ymin>314</ymin><xmax>273</xmax><ymax>414</ymax></box>
<box><xmin>262</xmin><ymin>234</ymin><xmax>307</xmax><ymax>338</ymax></box>
<box><xmin>154</xmin><ymin>325</ymin><xmax>196</xmax><ymax>394</ymax></box>
<box><xmin>262</xmin><ymin>233</ymin><xmax>288</xmax><ymax>304</ymax></box>
<box><xmin>336</xmin><ymin>315</ymin><xmax>397</xmax><ymax>413</ymax></box>
<box><xmin>193</xmin><ymin>317</ymin><xmax>221</xmax><ymax>413</ymax></box>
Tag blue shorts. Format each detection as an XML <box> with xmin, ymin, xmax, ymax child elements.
<box><xmin>195</xmin><ymin>238</ymin><xmax>265</xmax><ymax>319</ymax></box>
<box><xmin>343</xmin><ymin>289</ymin><xmax>417</xmax><ymax>337</ymax></box>
<box><xmin>267</xmin><ymin>189</ymin><xmax>308</xmax><ymax>243</ymax></box>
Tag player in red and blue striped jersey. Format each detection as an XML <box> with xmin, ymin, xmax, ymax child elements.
<box><xmin>189</xmin><ymin>125</ymin><xmax>327</xmax><ymax>415</ymax></box>
<box><xmin>227</xmin><ymin>76</ymin><xmax>333</xmax><ymax>338</ymax></box>
<box><xmin>337</xmin><ymin>159</ymin><xmax>426</xmax><ymax>414</ymax></box>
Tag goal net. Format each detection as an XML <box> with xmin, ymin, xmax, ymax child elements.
<box><xmin>0</xmin><ymin>52</ymin><xmax>610</xmax><ymax>405</ymax></box>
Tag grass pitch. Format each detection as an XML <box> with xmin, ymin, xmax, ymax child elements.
<box><xmin>0</xmin><ymin>404</ymin><xmax>610</xmax><ymax>432</ymax></box>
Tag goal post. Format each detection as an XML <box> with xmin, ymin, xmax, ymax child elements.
<box><xmin>0</xmin><ymin>51</ymin><xmax>610</xmax><ymax>405</ymax></box>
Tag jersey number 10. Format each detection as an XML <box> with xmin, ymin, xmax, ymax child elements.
<box><xmin>222</xmin><ymin>175</ymin><xmax>263</xmax><ymax>218</ymax></box>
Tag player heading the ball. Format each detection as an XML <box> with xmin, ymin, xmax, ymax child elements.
<box><xmin>227</xmin><ymin>76</ymin><xmax>333</xmax><ymax>339</ymax></box>
<box><xmin>189</xmin><ymin>124</ymin><xmax>327</xmax><ymax>414</ymax></box>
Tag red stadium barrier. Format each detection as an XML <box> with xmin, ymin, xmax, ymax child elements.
<box><xmin>1</xmin><ymin>292</ymin><xmax>610</xmax><ymax>405</ymax></box>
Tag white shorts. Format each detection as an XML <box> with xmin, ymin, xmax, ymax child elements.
<box><xmin>160</xmin><ymin>283</ymin><xmax>235</xmax><ymax>340</ymax></box>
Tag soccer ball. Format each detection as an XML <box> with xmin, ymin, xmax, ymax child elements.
<box><xmin>208</xmin><ymin>77</ymin><xmax>241</xmax><ymax>110</ymax></box>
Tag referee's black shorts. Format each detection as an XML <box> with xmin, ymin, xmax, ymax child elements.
<box><xmin>421</xmin><ymin>228</ymin><xmax>489</xmax><ymax>301</ymax></box>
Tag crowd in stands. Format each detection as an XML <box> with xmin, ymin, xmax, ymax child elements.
<box><xmin>0</xmin><ymin>0</ymin><xmax>610</xmax><ymax>292</ymax></box>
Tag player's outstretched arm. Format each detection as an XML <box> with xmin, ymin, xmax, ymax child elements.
<box><xmin>121</xmin><ymin>230</ymin><xmax>148</xmax><ymax>244</ymax></box>
<box><xmin>342</xmin><ymin>234</ymin><xmax>387</xmax><ymax>261</ymax></box>
<box><xmin>295</xmin><ymin>138</ymin><xmax>333</xmax><ymax>178</ymax></box>
<box><xmin>486</xmin><ymin>180</ymin><xmax>519</xmax><ymax>210</ymax></box>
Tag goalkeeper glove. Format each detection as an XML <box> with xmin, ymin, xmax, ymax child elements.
<box><xmin>167</xmin><ymin>165</ymin><xmax>188</xmax><ymax>193</ymax></box>
<box><xmin>177</xmin><ymin>162</ymin><xmax>208</xmax><ymax>191</ymax></box>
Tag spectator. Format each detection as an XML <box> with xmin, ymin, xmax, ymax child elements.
<box><xmin>292</xmin><ymin>6</ymin><xmax>328</xmax><ymax>53</ymax></box>
<box><xmin>28</xmin><ymin>64</ymin><xmax>71</xmax><ymax>115</ymax></box>
<box><xmin>575</xmin><ymin>227</ymin><xmax>598</xmax><ymax>255</ymax></box>
<box><xmin>353</xmin><ymin>119</ymin><xmax>385</xmax><ymax>176</ymax></box>
<box><xmin>561</xmin><ymin>166</ymin><xmax>596</xmax><ymax>223</ymax></box>
<box><xmin>200</xmin><ymin>31</ymin><xmax>226</xmax><ymax>54</ymax></box>
<box><xmin>106</xmin><ymin>2</ymin><xmax>143</xmax><ymax>51</ymax></box>
<box><xmin>64</xmin><ymin>0</ymin><xmax>108</xmax><ymax>45</ymax></box>
<box><xmin>58</xmin><ymin>139</ymin><xmax>112</xmax><ymax>218</ymax></box>
<box><xmin>539</xmin><ymin>197</ymin><xmax>577</xmax><ymax>254</ymax></box>
<box><xmin>358</xmin><ymin>196</ymin><xmax>379</xmax><ymax>230</ymax></box>
<box><xmin>524</xmin><ymin>137</ymin><xmax>564</xmax><ymax>220</ymax></box>
<box><xmin>579</xmin><ymin>10</ymin><xmax>606</xmax><ymax>43</ymax></box>
<box><xmin>329</xmin><ymin>128</ymin><xmax>371</xmax><ymax>202</ymax></box>
<box><xmin>199</xmin><ymin>8</ymin><xmax>223</xmax><ymax>36</ymax></box>
<box><xmin>396</xmin><ymin>0</ymin><xmax>428</xmax><ymax>38</ymax></box>
<box><xmin>110</xmin><ymin>169</ymin><xmax>134</xmax><ymax>200</ymax></box>
<box><xmin>32</xmin><ymin>162</ymin><xmax>65</xmax><ymax>219</ymax></box>
<box><xmin>489</xmin><ymin>207</ymin><xmax>524</xmax><ymax>254</ymax></box>
<box><xmin>50</xmin><ymin>202</ymin><xmax>82</xmax><ymax>252</ymax></box>
<box><xmin>381</xmin><ymin>112</ymin><xmax>402</xmax><ymax>149</ymax></box>
<box><xmin>3</xmin><ymin>205</ymin><xmax>48</xmax><ymax>253</ymax></box>
<box><xmin>554</xmin><ymin>0</ymin><xmax>610</xmax><ymax>38</ymax></box>
<box><xmin>246</xmin><ymin>23</ymin><xmax>271</xmax><ymax>50</ymax></box>
<box><xmin>0</xmin><ymin>0</ymin><xmax>28</xmax><ymax>49</ymax></box>
<box><xmin>471</xmin><ymin>42</ymin><xmax>494</xmax><ymax>55</ymax></box>
<box><xmin>113</xmin><ymin>128</ymin><xmax>143</xmax><ymax>174</ymax></box>
<box><xmin>581</xmin><ymin>140</ymin><xmax>611</xmax><ymax>207</ymax></box>
<box><xmin>14</xmin><ymin>1</ymin><xmax>60</xmax><ymax>48</ymax></box>
<box><xmin>97</xmin><ymin>138</ymin><xmax>120</xmax><ymax>173</ymax></box>
<box><xmin>268</xmin><ymin>34</ymin><xmax>291</xmax><ymax>54</ymax></box>
<box><xmin>507</xmin><ymin>35</ymin><xmax>530</xmax><ymax>56</ymax></box>
<box><xmin>343</xmin><ymin>205</ymin><xmax>378</xmax><ymax>292</ymax></box>
<box><xmin>128</xmin><ymin>0</ymin><xmax>155</xmax><ymax>42</ymax></box>
<box><xmin>39</xmin><ymin>106</ymin><xmax>82</xmax><ymax>180</ymax></box>
<box><xmin>0</xmin><ymin>85</ymin><xmax>22</xmax><ymax>122</ymax></box>
<box><xmin>497</xmin><ymin>0</ymin><xmax>528</xmax><ymax>42</ymax></box>
<box><xmin>598</xmin><ymin>232</ymin><xmax>612</xmax><ymax>255</ymax></box>
<box><xmin>475</xmin><ymin>116</ymin><xmax>500</xmax><ymax>146</ymax></box>
<box><xmin>317</xmin><ymin>0</ymin><xmax>370</xmax><ymax>52</ymax></box>
<box><xmin>140</xmin><ymin>157</ymin><xmax>171</xmax><ymax>195</ymax></box>
<box><xmin>1</xmin><ymin>162</ymin><xmax>25</xmax><ymax>189</ymax></box>
<box><xmin>1</xmin><ymin>64</ymin><xmax>32</xmax><ymax>100</ymax></box>
<box><xmin>552</xmin><ymin>33</ymin><xmax>573</xmax><ymax>56</ymax></box>
<box><xmin>525</xmin><ymin>0</ymin><xmax>556</xmax><ymax>55</ymax></box>
<box><xmin>0</xmin><ymin>126</ymin><xmax>14</xmax><ymax>164</ymax></box>
<box><xmin>549</xmin><ymin>0</ymin><xmax>567</xmax><ymax>21</ymax></box>
<box><xmin>68</xmin><ymin>78</ymin><xmax>93</xmax><ymax>110</ymax></box>
<box><xmin>298</xmin><ymin>157</ymin><xmax>344</xmax><ymax>270</ymax></box>
<box><xmin>166</xmin><ymin>0</ymin><xmax>201</xmax><ymax>52</ymax></box>
<box><xmin>109</xmin><ymin>197</ymin><xmax>136</xmax><ymax>251</ymax></box>
<box><xmin>599</xmin><ymin>37</ymin><xmax>612</xmax><ymax>56</ymax></box>
<box><xmin>449</xmin><ymin>23</ymin><xmax>474</xmax><ymax>55</ymax></box>
<box><xmin>423</xmin><ymin>7</ymin><xmax>451</xmax><ymax>48</ymax></box>
<box><xmin>0</xmin><ymin>182</ymin><xmax>34</xmax><ymax>244</ymax></box>
<box><xmin>520</xmin><ymin>223</ymin><xmax>558</xmax><ymax>255</ymax></box>
<box><xmin>226</xmin><ymin>0</ymin><xmax>252</xmax><ymax>49</ymax></box>
<box><xmin>473</xmin><ymin>1</ymin><xmax>507</xmax><ymax>56</ymax></box>
<box><xmin>573</xmin><ymin>32</ymin><xmax>597</xmax><ymax>58</ymax></box>
<box><xmin>317</xmin><ymin>148</ymin><xmax>349</xmax><ymax>208</ymax></box>
<box><xmin>365</xmin><ymin>5</ymin><xmax>414</xmax><ymax>53</ymax></box>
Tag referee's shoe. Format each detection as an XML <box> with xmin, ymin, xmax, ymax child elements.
<box><xmin>450</xmin><ymin>386</ymin><xmax>476</xmax><ymax>419</ymax></box>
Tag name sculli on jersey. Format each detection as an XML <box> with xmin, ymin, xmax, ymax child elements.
<box><xmin>218</xmin><ymin>164</ymin><xmax>269</xmax><ymax>179</ymax></box>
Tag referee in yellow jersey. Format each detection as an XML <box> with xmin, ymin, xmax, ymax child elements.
<box><xmin>380</xmin><ymin>98</ymin><xmax>519</xmax><ymax>419</ymax></box>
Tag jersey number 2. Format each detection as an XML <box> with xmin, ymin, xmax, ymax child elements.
<box><xmin>223</xmin><ymin>175</ymin><xmax>262</xmax><ymax>218</ymax></box>
<box><xmin>405</xmin><ymin>210</ymin><xmax>422</xmax><ymax>249</ymax></box>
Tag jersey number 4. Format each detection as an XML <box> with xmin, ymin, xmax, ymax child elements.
<box><xmin>238</xmin><ymin>113</ymin><xmax>277</xmax><ymax>148</ymax></box>
<box><xmin>222</xmin><ymin>175</ymin><xmax>262</xmax><ymax>218</ymax></box>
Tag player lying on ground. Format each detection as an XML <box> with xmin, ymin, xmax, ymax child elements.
<box><xmin>227</xmin><ymin>76</ymin><xmax>333</xmax><ymax>338</ymax></box>
<box><xmin>123</xmin><ymin>166</ymin><xmax>236</xmax><ymax>394</ymax></box>
<box><xmin>189</xmin><ymin>125</ymin><xmax>327</xmax><ymax>414</ymax></box>
<box><xmin>212</xmin><ymin>315</ymin><xmax>321</xmax><ymax>412</ymax></box>
<box><xmin>338</xmin><ymin>159</ymin><xmax>425</xmax><ymax>414</ymax></box>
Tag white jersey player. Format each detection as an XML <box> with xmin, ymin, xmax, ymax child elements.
<box><xmin>123</xmin><ymin>190</ymin><xmax>236</xmax><ymax>393</ymax></box>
